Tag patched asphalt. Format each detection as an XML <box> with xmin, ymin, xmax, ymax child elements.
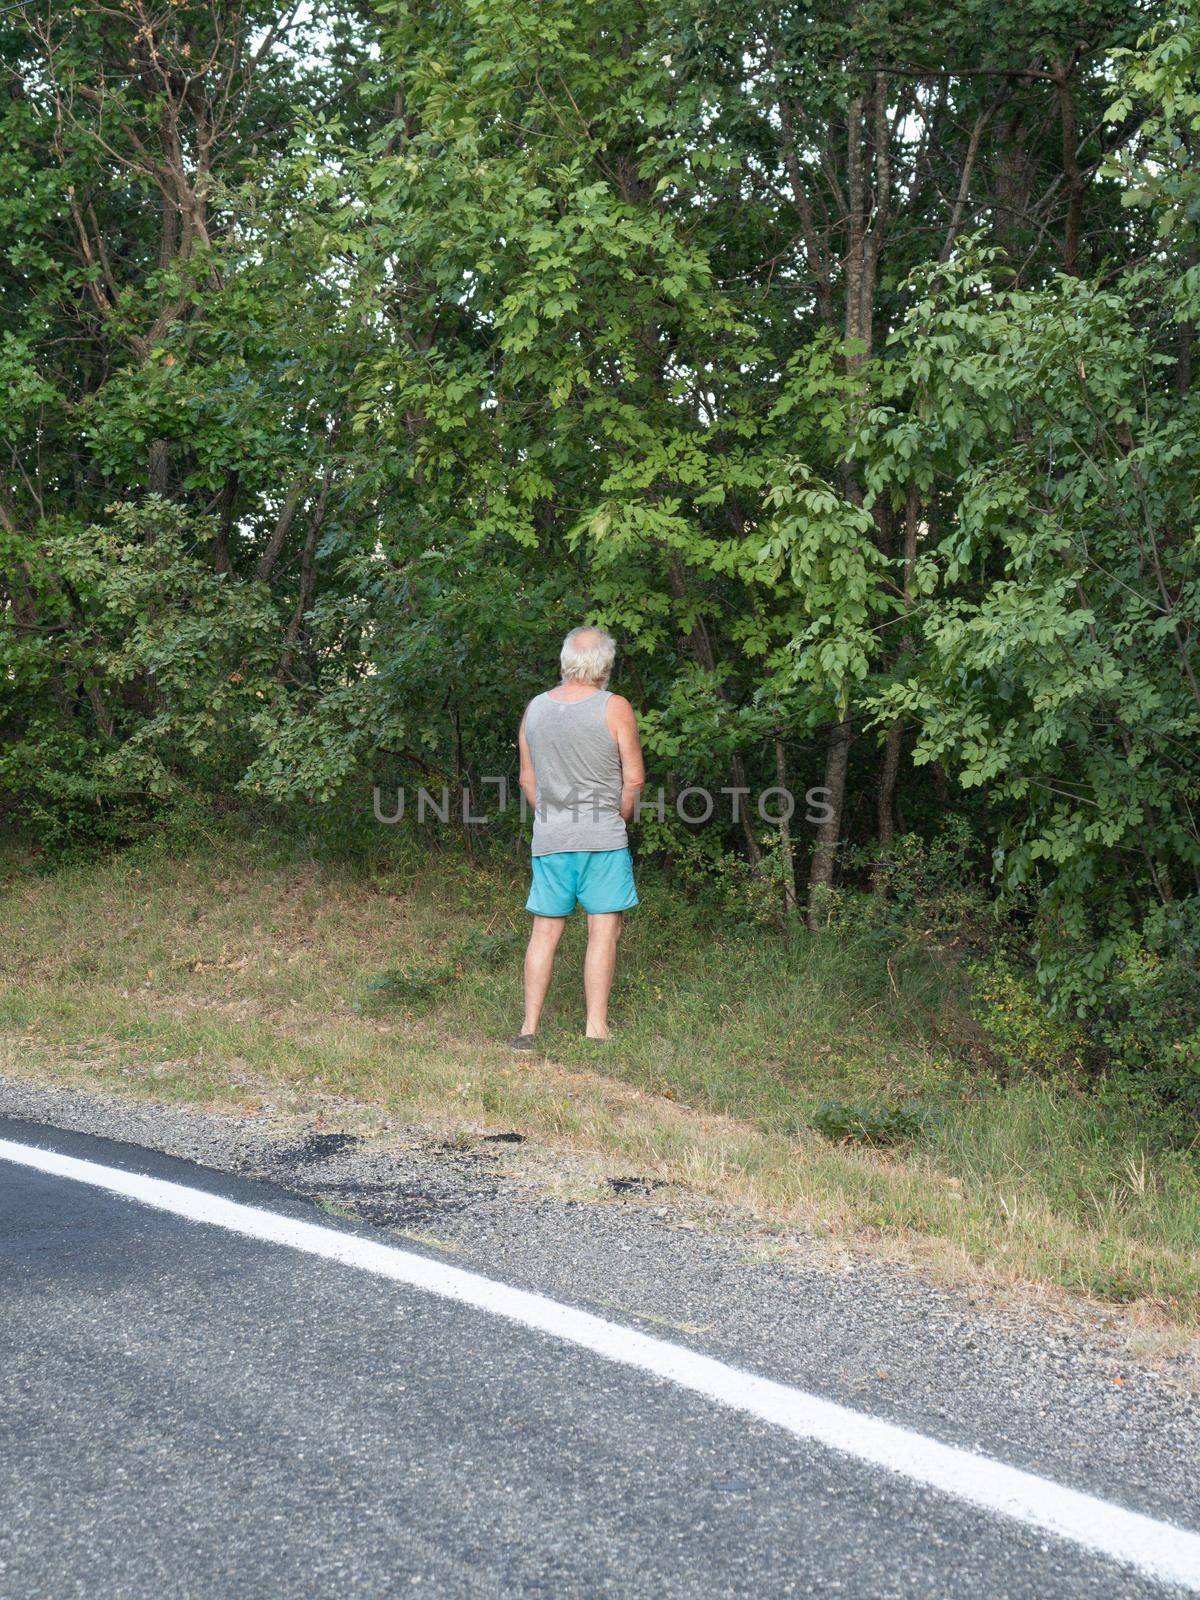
<box><xmin>1</xmin><ymin>1080</ymin><xmax>1198</xmax><ymax>1597</ymax></box>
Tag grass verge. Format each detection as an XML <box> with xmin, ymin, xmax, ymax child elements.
<box><xmin>3</xmin><ymin>826</ymin><xmax>1199</xmax><ymax>1337</ymax></box>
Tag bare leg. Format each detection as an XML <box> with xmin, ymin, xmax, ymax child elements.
<box><xmin>522</xmin><ymin>915</ymin><xmax>566</xmax><ymax>1035</ymax></box>
<box><xmin>584</xmin><ymin>912</ymin><xmax>622</xmax><ymax>1039</ymax></box>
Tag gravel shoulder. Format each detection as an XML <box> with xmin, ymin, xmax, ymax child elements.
<box><xmin>2</xmin><ymin>1072</ymin><xmax>1198</xmax><ymax>1538</ymax></box>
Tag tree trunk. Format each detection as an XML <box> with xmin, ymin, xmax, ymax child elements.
<box><xmin>255</xmin><ymin>476</ymin><xmax>310</xmax><ymax>580</ymax></box>
<box><xmin>874</xmin><ymin>486</ymin><xmax>921</xmax><ymax>877</ymax></box>
<box><xmin>665</xmin><ymin>551</ymin><xmax>762</xmax><ymax>867</ymax></box>
<box><xmin>940</xmin><ymin>89</ymin><xmax>1009</xmax><ymax>263</ymax></box>
<box><xmin>777</xmin><ymin>94</ymin><xmax>834</xmax><ymax>327</ymax></box>
<box><xmin>147</xmin><ymin>440</ymin><xmax>170</xmax><ymax>497</ymax></box>
<box><xmin>843</xmin><ymin>93</ymin><xmax>867</xmax><ymax>359</ymax></box>
<box><xmin>453</xmin><ymin>704</ymin><xmax>476</xmax><ymax>865</ymax></box>
<box><xmin>279</xmin><ymin>469</ymin><xmax>332</xmax><ymax>681</ymax></box>
<box><xmin>813</xmin><ymin>85</ymin><xmax>889</xmax><ymax>917</ymax></box>
<box><xmin>807</xmin><ymin>716</ymin><xmax>852</xmax><ymax>930</ymax></box>
<box><xmin>774</xmin><ymin>729</ymin><xmax>798</xmax><ymax>918</ymax></box>
<box><xmin>994</xmin><ymin>107</ymin><xmax>1034</xmax><ymax>274</ymax></box>
<box><xmin>214</xmin><ymin>467</ymin><xmax>238</xmax><ymax>575</ymax></box>
<box><xmin>1055</xmin><ymin>60</ymin><xmax>1083</xmax><ymax>277</ymax></box>
<box><xmin>876</xmin><ymin>720</ymin><xmax>903</xmax><ymax>854</ymax></box>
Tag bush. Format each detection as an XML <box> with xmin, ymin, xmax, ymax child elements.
<box><xmin>967</xmin><ymin>960</ymin><xmax>1090</xmax><ymax>1084</ymax></box>
<box><xmin>637</xmin><ymin>813</ymin><xmax>786</xmax><ymax>929</ymax></box>
<box><xmin>841</xmin><ymin>820</ymin><xmax>1003</xmax><ymax>951</ymax></box>
<box><xmin>808</xmin><ymin>1099</ymin><xmax>939</xmax><ymax>1148</ymax></box>
<box><xmin>3</xmin><ymin>501</ymin><xmax>279</xmax><ymax>854</ymax></box>
<box><xmin>1099</xmin><ymin>910</ymin><xmax>1200</xmax><ymax>1116</ymax></box>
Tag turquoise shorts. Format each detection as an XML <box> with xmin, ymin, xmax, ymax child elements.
<box><xmin>526</xmin><ymin>848</ymin><xmax>638</xmax><ymax>917</ymax></box>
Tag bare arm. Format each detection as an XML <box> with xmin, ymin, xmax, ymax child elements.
<box><xmin>518</xmin><ymin>711</ymin><xmax>537</xmax><ymax>810</ymax></box>
<box><xmin>606</xmin><ymin>694</ymin><xmax>645</xmax><ymax>823</ymax></box>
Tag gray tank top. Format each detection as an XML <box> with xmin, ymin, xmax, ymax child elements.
<box><xmin>523</xmin><ymin>690</ymin><xmax>628</xmax><ymax>856</ymax></box>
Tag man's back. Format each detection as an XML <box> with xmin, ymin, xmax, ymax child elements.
<box><xmin>522</xmin><ymin>688</ymin><xmax>627</xmax><ymax>857</ymax></box>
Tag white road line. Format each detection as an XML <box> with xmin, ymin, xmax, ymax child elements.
<box><xmin>2</xmin><ymin>1135</ymin><xmax>1197</xmax><ymax>1594</ymax></box>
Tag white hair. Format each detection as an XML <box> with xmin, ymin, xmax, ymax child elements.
<box><xmin>560</xmin><ymin>625</ymin><xmax>616</xmax><ymax>687</ymax></box>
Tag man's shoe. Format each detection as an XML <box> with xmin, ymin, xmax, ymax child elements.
<box><xmin>510</xmin><ymin>1033</ymin><xmax>537</xmax><ymax>1052</ymax></box>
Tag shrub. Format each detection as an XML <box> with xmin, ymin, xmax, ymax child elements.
<box><xmin>1099</xmin><ymin>911</ymin><xmax>1200</xmax><ymax>1116</ymax></box>
<box><xmin>637</xmin><ymin>813</ymin><xmax>785</xmax><ymax>929</ymax></box>
<box><xmin>808</xmin><ymin>1099</ymin><xmax>939</xmax><ymax>1148</ymax></box>
<box><xmin>967</xmin><ymin>960</ymin><xmax>1089</xmax><ymax>1084</ymax></box>
<box><xmin>842</xmin><ymin>820</ymin><xmax>1003</xmax><ymax>951</ymax></box>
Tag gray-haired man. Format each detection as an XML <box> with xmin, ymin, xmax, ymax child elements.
<box><xmin>512</xmin><ymin>627</ymin><xmax>645</xmax><ymax>1049</ymax></box>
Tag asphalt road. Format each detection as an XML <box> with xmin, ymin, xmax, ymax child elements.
<box><xmin>0</xmin><ymin>1119</ymin><xmax>1196</xmax><ymax>1599</ymax></box>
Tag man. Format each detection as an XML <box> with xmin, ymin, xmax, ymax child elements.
<box><xmin>512</xmin><ymin>626</ymin><xmax>645</xmax><ymax>1049</ymax></box>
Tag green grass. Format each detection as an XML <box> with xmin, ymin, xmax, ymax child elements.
<box><xmin>3</xmin><ymin>825</ymin><xmax>1199</xmax><ymax>1334</ymax></box>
